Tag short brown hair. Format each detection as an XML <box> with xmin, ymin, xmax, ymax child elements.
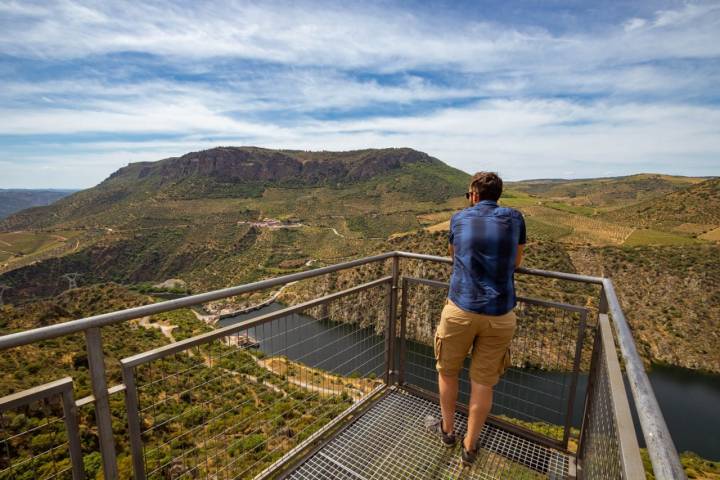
<box><xmin>470</xmin><ymin>172</ymin><xmax>503</xmax><ymax>201</ymax></box>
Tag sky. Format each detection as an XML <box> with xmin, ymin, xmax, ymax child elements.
<box><xmin>1</xmin><ymin>0</ymin><xmax>719</xmax><ymax>188</ymax></box>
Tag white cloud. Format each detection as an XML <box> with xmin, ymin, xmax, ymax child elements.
<box><xmin>0</xmin><ymin>0</ymin><xmax>719</xmax><ymax>187</ymax></box>
<box><xmin>624</xmin><ymin>18</ymin><xmax>647</xmax><ymax>32</ymax></box>
<box><xmin>1</xmin><ymin>1</ymin><xmax>718</xmax><ymax>70</ymax></box>
<box><xmin>4</xmin><ymin>98</ymin><xmax>719</xmax><ymax>188</ymax></box>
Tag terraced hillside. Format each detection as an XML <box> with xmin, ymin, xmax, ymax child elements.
<box><xmin>1</xmin><ymin>147</ymin><xmax>468</xmax><ymax>231</ymax></box>
<box><xmin>603</xmin><ymin>177</ymin><xmax>720</xmax><ymax>235</ymax></box>
<box><xmin>1</xmin><ymin>151</ymin><xmax>719</xmax><ymax>477</ymax></box>
<box><xmin>508</xmin><ymin>174</ymin><xmax>707</xmax><ymax>209</ymax></box>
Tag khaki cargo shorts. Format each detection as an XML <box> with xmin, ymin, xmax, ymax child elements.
<box><xmin>434</xmin><ymin>299</ymin><xmax>516</xmax><ymax>387</ymax></box>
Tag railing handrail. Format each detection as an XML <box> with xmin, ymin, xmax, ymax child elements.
<box><xmin>0</xmin><ymin>251</ymin><xmax>596</xmax><ymax>351</ymax></box>
<box><xmin>0</xmin><ymin>252</ymin><xmax>395</xmax><ymax>350</ymax></box>
<box><xmin>121</xmin><ymin>276</ymin><xmax>392</xmax><ymax>368</ymax></box>
<box><xmin>395</xmin><ymin>251</ymin><xmax>606</xmax><ymax>284</ymax></box>
<box><xmin>0</xmin><ymin>377</ymin><xmax>85</xmax><ymax>480</ymax></box>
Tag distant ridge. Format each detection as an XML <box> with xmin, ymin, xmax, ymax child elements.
<box><xmin>0</xmin><ymin>189</ymin><xmax>77</xmax><ymax>219</ymax></box>
<box><xmin>508</xmin><ymin>173</ymin><xmax>708</xmax><ymax>208</ymax></box>
<box><xmin>510</xmin><ymin>173</ymin><xmax>715</xmax><ymax>183</ymax></box>
<box><xmin>603</xmin><ymin>177</ymin><xmax>720</xmax><ymax>228</ymax></box>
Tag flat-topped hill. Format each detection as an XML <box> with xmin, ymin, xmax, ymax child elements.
<box><xmin>109</xmin><ymin>147</ymin><xmax>442</xmax><ymax>185</ymax></box>
<box><xmin>0</xmin><ymin>147</ymin><xmax>468</xmax><ymax>232</ymax></box>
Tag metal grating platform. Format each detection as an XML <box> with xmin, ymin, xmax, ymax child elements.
<box><xmin>286</xmin><ymin>389</ymin><xmax>572</xmax><ymax>480</ymax></box>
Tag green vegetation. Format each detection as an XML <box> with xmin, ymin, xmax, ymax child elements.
<box><xmin>1</xmin><ymin>150</ymin><xmax>717</xmax><ymax>372</ymax></box>
<box><xmin>524</xmin><ymin>217</ymin><xmax>572</xmax><ymax>241</ymax></box>
<box><xmin>0</xmin><ymin>285</ymin><xmax>360</xmax><ymax>479</ymax></box>
<box><xmin>500</xmin><ymin>190</ymin><xmax>539</xmax><ymax>208</ymax></box>
<box><xmin>347</xmin><ymin>212</ymin><xmax>420</xmax><ymax>238</ymax></box>
<box><xmin>604</xmin><ymin>178</ymin><xmax>720</xmax><ymax>231</ymax></box>
<box><xmin>624</xmin><ymin>228</ymin><xmax>700</xmax><ymax>246</ymax></box>
<box><xmin>571</xmin><ymin>244</ymin><xmax>720</xmax><ymax>372</ymax></box>
<box><xmin>641</xmin><ymin>450</ymin><xmax>720</xmax><ymax>480</ymax></box>
<box><xmin>508</xmin><ymin>174</ymin><xmax>706</xmax><ymax>208</ymax></box>
<box><xmin>0</xmin><ymin>230</ymin><xmax>83</xmax><ymax>265</ymax></box>
<box><xmin>545</xmin><ymin>201</ymin><xmax>596</xmax><ymax>216</ymax></box>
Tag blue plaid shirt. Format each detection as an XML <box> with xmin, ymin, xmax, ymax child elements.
<box><xmin>448</xmin><ymin>200</ymin><xmax>526</xmax><ymax>315</ymax></box>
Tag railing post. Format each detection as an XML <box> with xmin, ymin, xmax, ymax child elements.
<box><xmin>85</xmin><ymin>327</ymin><xmax>119</xmax><ymax>480</ymax></box>
<box><xmin>599</xmin><ymin>286</ymin><xmax>609</xmax><ymax>315</ymax></box>
<box><xmin>60</xmin><ymin>384</ymin><xmax>85</xmax><ymax>480</ymax></box>
<box><xmin>577</xmin><ymin>316</ymin><xmax>602</xmax><ymax>462</ymax></box>
<box><xmin>384</xmin><ymin>255</ymin><xmax>399</xmax><ymax>385</ymax></box>
<box><xmin>398</xmin><ymin>277</ymin><xmax>408</xmax><ymax>385</ymax></box>
<box><xmin>562</xmin><ymin>308</ymin><xmax>587</xmax><ymax>449</ymax></box>
<box><xmin>122</xmin><ymin>364</ymin><xmax>146</xmax><ymax>480</ymax></box>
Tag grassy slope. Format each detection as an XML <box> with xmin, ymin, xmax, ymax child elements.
<box><xmin>0</xmin><ymin>159</ymin><xmax>468</xmax><ymax>302</ymax></box>
<box><xmin>2</xmin><ymin>166</ymin><xmax>719</xmax><ymax>476</ymax></box>
<box><xmin>567</xmin><ymin>244</ymin><xmax>720</xmax><ymax>372</ymax></box>
<box><xmin>603</xmin><ymin>178</ymin><xmax>720</xmax><ymax>233</ymax></box>
<box><xmin>1</xmin><ymin>161</ymin><xmax>717</xmax><ymax>371</ymax></box>
<box><xmin>508</xmin><ymin>174</ymin><xmax>707</xmax><ymax>208</ymax></box>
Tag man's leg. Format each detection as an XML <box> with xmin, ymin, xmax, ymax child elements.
<box><xmin>464</xmin><ymin>381</ymin><xmax>493</xmax><ymax>451</ymax></box>
<box><xmin>438</xmin><ymin>372</ymin><xmax>459</xmax><ymax>433</ymax></box>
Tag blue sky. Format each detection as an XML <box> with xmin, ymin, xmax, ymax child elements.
<box><xmin>1</xmin><ymin>0</ymin><xmax>719</xmax><ymax>188</ymax></box>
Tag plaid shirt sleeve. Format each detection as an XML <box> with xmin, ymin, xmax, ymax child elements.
<box><xmin>448</xmin><ymin>213</ymin><xmax>455</xmax><ymax>244</ymax></box>
<box><xmin>518</xmin><ymin>212</ymin><xmax>527</xmax><ymax>245</ymax></box>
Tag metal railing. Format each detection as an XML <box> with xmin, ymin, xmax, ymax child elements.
<box><xmin>0</xmin><ymin>377</ymin><xmax>83</xmax><ymax>480</ymax></box>
<box><xmin>121</xmin><ymin>278</ymin><xmax>390</xmax><ymax>479</ymax></box>
<box><xmin>578</xmin><ymin>314</ymin><xmax>644</xmax><ymax>479</ymax></box>
<box><xmin>0</xmin><ymin>251</ymin><xmax>685</xmax><ymax>479</ymax></box>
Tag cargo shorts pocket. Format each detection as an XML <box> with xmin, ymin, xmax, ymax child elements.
<box><xmin>434</xmin><ymin>333</ymin><xmax>443</xmax><ymax>361</ymax></box>
<box><xmin>499</xmin><ymin>348</ymin><xmax>512</xmax><ymax>376</ymax></box>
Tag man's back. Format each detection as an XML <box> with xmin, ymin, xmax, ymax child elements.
<box><xmin>448</xmin><ymin>200</ymin><xmax>526</xmax><ymax>315</ymax></box>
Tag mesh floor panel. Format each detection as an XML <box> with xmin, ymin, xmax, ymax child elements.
<box><xmin>286</xmin><ymin>389</ymin><xmax>572</xmax><ymax>480</ymax></box>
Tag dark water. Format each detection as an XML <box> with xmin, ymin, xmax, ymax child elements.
<box><xmin>220</xmin><ymin>304</ymin><xmax>720</xmax><ymax>460</ymax></box>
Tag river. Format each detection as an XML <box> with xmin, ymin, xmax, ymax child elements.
<box><xmin>220</xmin><ymin>304</ymin><xmax>720</xmax><ymax>460</ymax></box>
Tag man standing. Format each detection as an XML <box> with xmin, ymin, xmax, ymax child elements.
<box><xmin>426</xmin><ymin>171</ymin><xmax>526</xmax><ymax>466</ymax></box>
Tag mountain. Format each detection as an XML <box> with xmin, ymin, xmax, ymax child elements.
<box><xmin>602</xmin><ymin>177</ymin><xmax>720</xmax><ymax>234</ymax></box>
<box><xmin>0</xmin><ymin>147</ymin><xmax>469</xmax><ymax>301</ymax></box>
<box><xmin>0</xmin><ymin>189</ymin><xmax>76</xmax><ymax>219</ymax></box>
<box><xmin>0</xmin><ymin>147</ymin><xmax>468</xmax><ymax>231</ymax></box>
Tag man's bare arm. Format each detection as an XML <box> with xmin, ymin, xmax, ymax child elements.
<box><xmin>515</xmin><ymin>244</ymin><xmax>525</xmax><ymax>268</ymax></box>
<box><xmin>448</xmin><ymin>243</ymin><xmax>454</xmax><ymax>260</ymax></box>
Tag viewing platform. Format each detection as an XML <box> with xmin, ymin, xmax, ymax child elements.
<box><xmin>0</xmin><ymin>252</ymin><xmax>686</xmax><ymax>479</ymax></box>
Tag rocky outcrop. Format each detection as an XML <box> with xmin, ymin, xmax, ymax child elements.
<box><xmin>108</xmin><ymin>147</ymin><xmax>439</xmax><ymax>186</ymax></box>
